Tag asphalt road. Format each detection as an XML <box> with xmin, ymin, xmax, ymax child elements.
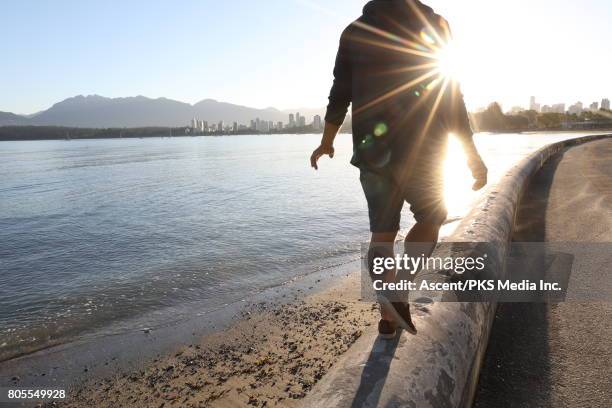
<box><xmin>474</xmin><ymin>139</ymin><xmax>612</xmax><ymax>408</ymax></box>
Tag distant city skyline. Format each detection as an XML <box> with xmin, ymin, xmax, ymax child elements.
<box><xmin>2</xmin><ymin>0</ymin><xmax>611</xmax><ymax>115</ymax></box>
<box><xmin>510</xmin><ymin>96</ymin><xmax>611</xmax><ymax>116</ymax></box>
<box><xmin>188</xmin><ymin>95</ymin><xmax>612</xmax><ymax>134</ymax></box>
<box><xmin>189</xmin><ymin>112</ymin><xmax>324</xmax><ymax>133</ymax></box>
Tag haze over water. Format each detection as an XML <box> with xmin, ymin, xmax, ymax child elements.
<box><xmin>0</xmin><ymin>132</ymin><xmax>604</xmax><ymax>360</ymax></box>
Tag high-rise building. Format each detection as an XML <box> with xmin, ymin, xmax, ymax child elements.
<box><xmin>250</xmin><ymin>120</ymin><xmax>256</xmax><ymax>130</ymax></box>
<box><xmin>277</xmin><ymin>121</ymin><xmax>283</xmax><ymax>130</ymax></box>
<box><xmin>296</xmin><ymin>112</ymin><xmax>301</xmax><ymax>127</ymax></box>
<box><xmin>601</xmin><ymin>98</ymin><xmax>610</xmax><ymax>110</ymax></box>
<box><xmin>203</xmin><ymin>121</ymin><xmax>209</xmax><ymax>132</ymax></box>
<box><xmin>233</xmin><ymin>122</ymin><xmax>238</xmax><ymax>132</ymax></box>
<box><xmin>218</xmin><ymin>121</ymin><xmax>224</xmax><ymax>133</ymax></box>
<box><xmin>191</xmin><ymin>118</ymin><xmax>198</xmax><ymax>130</ymax></box>
<box><xmin>289</xmin><ymin>114</ymin><xmax>295</xmax><ymax>128</ymax></box>
<box><xmin>589</xmin><ymin>102</ymin><xmax>599</xmax><ymax>111</ymax></box>
<box><xmin>529</xmin><ymin>96</ymin><xmax>540</xmax><ymax>112</ymax></box>
<box><xmin>552</xmin><ymin>104</ymin><xmax>565</xmax><ymax>114</ymax></box>
<box><xmin>568</xmin><ymin>102</ymin><xmax>583</xmax><ymax>115</ymax></box>
<box><xmin>299</xmin><ymin>116</ymin><xmax>306</xmax><ymax>127</ymax></box>
<box><xmin>313</xmin><ymin>115</ymin><xmax>322</xmax><ymax>131</ymax></box>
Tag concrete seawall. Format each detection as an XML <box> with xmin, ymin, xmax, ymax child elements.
<box><xmin>303</xmin><ymin>134</ymin><xmax>612</xmax><ymax>408</ymax></box>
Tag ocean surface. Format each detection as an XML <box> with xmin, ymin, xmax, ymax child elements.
<box><xmin>0</xmin><ymin>132</ymin><xmax>605</xmax><ymax>360</ymax></box>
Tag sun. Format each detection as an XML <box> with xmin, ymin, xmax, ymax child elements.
<box><xmin>434</xmin><ymin>40</ymin><xmax>463</xmax><ymax>81</ymax></box>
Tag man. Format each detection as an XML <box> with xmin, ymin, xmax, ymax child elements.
<box><xmin>310</xmin><ymin>0</ymin><xmax>488</xmax><ymax>338</ymax></box>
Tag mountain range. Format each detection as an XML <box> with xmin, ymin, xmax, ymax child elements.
<box><xmin>0</xmin><ymin>95</ymin><xmax>326</xmax><ymax>128</ymax></box>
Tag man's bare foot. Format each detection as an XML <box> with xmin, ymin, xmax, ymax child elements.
<box><xmin>378</xmin><ymin>319</ymin><xmax>398</xmax><ymax>339</ymax></box>
<box><xmin>378</xmin><ymin>298</ymin><xmax>417</xmax><ymax>335</ymax></box>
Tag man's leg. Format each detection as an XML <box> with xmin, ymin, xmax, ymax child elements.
<box><xmin>399</xmin><ymin>222</ymin><xmax>442</xmax><ymax>288</ymax></box>
<box><xmin>404</xmin><ymin>222</ymin><xmax>441</xmax><ymax>257</ymax></box>
<box><xmin>405</xmin><ymin>173</ymin><xmax>446</xmax><ymax>258</ymax></box>
<box><xmin>392</xmin><ymin>221</ymin><xmax>442</xmax><ymax>296</ymax></box>
<box><xmin>359</xmin><ymin>168</ymin><xmax>409</xmax><ymax>329</ymax></box>
<box><xmin>368</xmin><ymin>231</ymin><xmax>398</xmax><ymax>322</ymax></box>
<box><xmin>368</xmin><ymin>229</ymin><xmax>418</xmax><ymax>334</ymax></box>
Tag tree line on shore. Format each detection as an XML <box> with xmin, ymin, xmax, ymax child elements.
<box><xmin>0</xmin><ymin>121</ymin><xmax>352</xmax><ymax>141</ymax></box>
<box><xmin>471</xmin><ymin>102</ymin><xmax>612</xmax><ymax>132</ymax></box>
<box><xmin>0</xmin><ymin>125</ymin><xmax>341</xmax><ymax>141</ymax></box>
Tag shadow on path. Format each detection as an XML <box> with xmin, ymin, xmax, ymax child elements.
<box><xmin>473</xmin><ymin>153</ymin><xmax>565</xmax><ymax>407</ymax></box>
<box><xmin>350</xmin><ymin>334</ymin><xmax>401</xmax><ymax>408</ymax></box>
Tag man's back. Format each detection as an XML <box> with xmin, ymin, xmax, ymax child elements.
<box><xmin>325</xmin><ymin>0</ymin><xmax>471</xmax><ymax>182</ymax></box>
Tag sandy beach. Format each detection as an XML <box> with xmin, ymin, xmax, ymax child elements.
<box><xmin>38</xmin><ymin>273</ymin><xmax>377</xmax><ymax>407</ymax></box>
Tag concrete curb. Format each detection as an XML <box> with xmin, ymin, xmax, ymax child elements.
<box><xmin>302</xmin><ymin>134</ymin><xmax>612</xmax><ymax>408</ymax></box>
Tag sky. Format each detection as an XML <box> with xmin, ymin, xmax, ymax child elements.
<box><xmin>1</xmin><ymin>0</ymin><xmax>611</xmax><ymax>114</ymax></box>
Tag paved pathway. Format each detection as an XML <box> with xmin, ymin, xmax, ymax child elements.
<box><xmin>474</xmin><ymin>139</ymin><xmax>612</xmax><ymax>407</ymax></box>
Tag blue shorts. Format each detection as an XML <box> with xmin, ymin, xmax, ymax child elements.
<box><xmin>360</xmin><ymin>168</ymin><xmax>447</xmax><ymax>232</ymax></box>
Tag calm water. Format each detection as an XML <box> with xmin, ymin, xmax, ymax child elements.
<box><xmin>0</xmin><ymin>132</ymin><xmax>603</xmax><ymax>359</ymax></box>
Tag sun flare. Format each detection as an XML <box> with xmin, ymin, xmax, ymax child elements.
<box><xmin>434</xmin><ymin>40</ymin><xmax>462</xmax><ymax>81</ymax></box>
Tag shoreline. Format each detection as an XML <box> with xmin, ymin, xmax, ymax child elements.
<box><xmin>4</xmin><ymin>230</ymin><xmax>468</xmax><ymax>407</ymax></box>
<box><xmin>51</xmin><ymin>272</ymin><xmax>376</xmax><ymax>407</ymax></box>
<box><xmin>0</xmin><ymin>258</ymin><xmax>363</xmax><ymax>405</ymax></box>
<box><xmin>0</xmin><ymin>267</ymin><xmax>378</xmax><ymax>407</ymax></box>
<box><xmin>1</xmin><ymin>220</ymin><xmax>461</xmax><ymax>407</ymax></box>
<box><xmin>0</xmin><ymin>250</ymin><xmax>360</xmax><ymax>364</ymax></box>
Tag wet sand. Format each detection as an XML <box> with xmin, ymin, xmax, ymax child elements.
<box><xmin>42</xmin><ymin>273</ymin><xmax>379</xmax><ymax>407</ymax></box>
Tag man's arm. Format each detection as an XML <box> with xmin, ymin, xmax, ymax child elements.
<box><xmin>438</xmin><ymin>18</ymin><xmax>487</xmax><ymax>190</ymax></box>
<box><xmin>311</xmin><ymin>29</ymin><xmax>352</xmax><ymax>170</ymax></box>
<box><xmin>462</xmin><ymin>136</ymin><xmax>488</xmax><ymax>191</ymax></box>
<box><xmin>447</xmin><ymin>82</ymin><xmax>488</xmax><ymax>190</ymax></box>
<box><xmin>325</xmin><ymin>28</ymin><xmax>352</xmax><ymax>127</ymax></box>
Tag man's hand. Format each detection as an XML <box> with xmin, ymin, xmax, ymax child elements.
<box><xmin>311</xmin><ymin>121</ymin><xmax>341</xmax><ymax>170</ymax></box>
<box><xmin>310</xmin><ymin>144</ymin><xmax>335</xmax><ymax>170</ymax></box>
<box><xmin>469</xmin><ymin>158</ymin><xmax>488</xmax><ymax>191</ymax></box>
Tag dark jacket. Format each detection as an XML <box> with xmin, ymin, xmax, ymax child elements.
<box><xmin>325</xmin><ymin>0</ymin><xmax>473</xmax><ymax>180</ymax></box>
